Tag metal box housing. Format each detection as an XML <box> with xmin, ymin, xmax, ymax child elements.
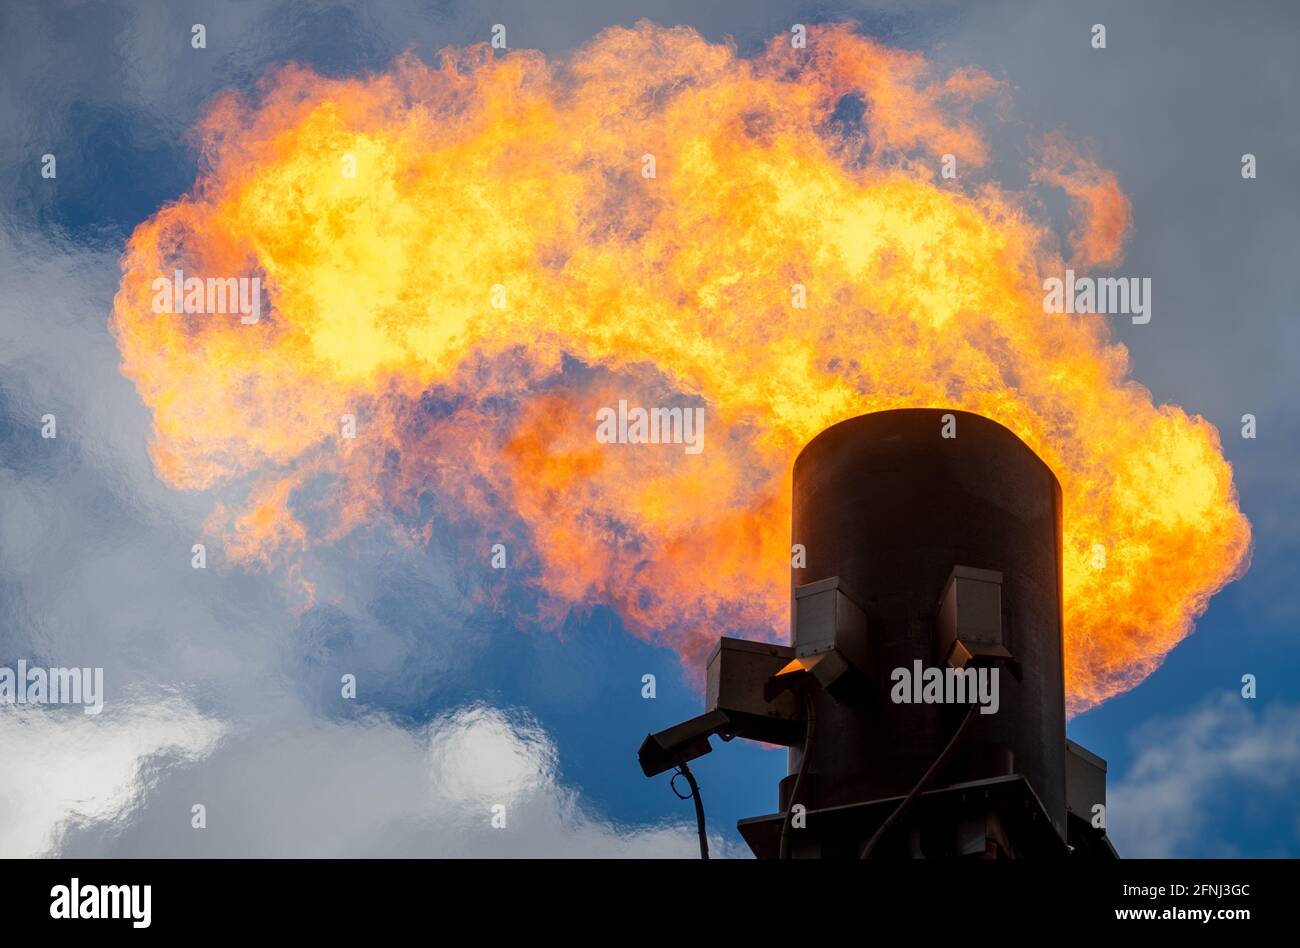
<box><xmin>937</xmin><ymin>565</ymin><xmax>1010</xmax><ymax>668</ymax></box>
<box><xmin>1065</xmin><ymin>738</ymin><xmax>1107</xmax><ymax>823</ymax></box>
<box><xmin>705</xmin><ymin>637</ymin><xmax>802</xmax><ymax>745</ymax></box>
<box><xmin>792</xmin><ymin>576</ymin><xmax>875</xmax><ymax>699</ymax></box>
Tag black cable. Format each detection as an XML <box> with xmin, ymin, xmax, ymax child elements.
<box><xmin>779</xmin><ymin>692</ymin><xmax>817</xmax><ymax>860</ymax></box>
<box><xmin>670</xmin><ymin>762</ymin><xmax>709</xmax><ymax>859</ymax></box>
<box><xmin>860</xmin><ymin>701</ymin><xmax>978</xmax><ymax>859</ymax></box>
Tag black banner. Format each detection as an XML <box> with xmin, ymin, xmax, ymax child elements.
<box><xmin>1</xmin><ymin>858</ymin><xmax>1289</xmax><ymax>933</ymax></box>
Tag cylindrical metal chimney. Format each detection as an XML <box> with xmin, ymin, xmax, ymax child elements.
<box><xmin>786</xmin><ymin>408</ymin><xmax>1067</xmax><ymax>842</ymax></box>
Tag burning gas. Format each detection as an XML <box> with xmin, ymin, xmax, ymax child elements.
<box><xmin>112</xmin><ymin>23</ymin><xmax>1250</xmax><ymax>713</ymax></box>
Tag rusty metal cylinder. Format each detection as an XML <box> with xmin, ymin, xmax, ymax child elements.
<box><xmin>787</xmin><ymin>408</ymin><xmax>1067</xmax><ymax>839</ymax></box>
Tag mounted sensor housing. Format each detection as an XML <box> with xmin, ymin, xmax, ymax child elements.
<box><xmin>792</xmin><ymin>576</ymin><xmax>875</xmax><ymax>701</ymax></box>
<box><xmin>937</xmin><ymin>565</ymin><xmax>1011</xmax><ymax>669</ymax></box>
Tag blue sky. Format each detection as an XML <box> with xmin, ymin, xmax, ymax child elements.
<box><xmin>1</xmin><ymin>0</ymin><xmax>1297</xmax><ymax>857</ymax></box>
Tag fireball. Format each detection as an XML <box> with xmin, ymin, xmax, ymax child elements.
<box><xmin>111</xmin><ymin>23</ymin><xmax>1251</xmax><ymax>713</ymax></box>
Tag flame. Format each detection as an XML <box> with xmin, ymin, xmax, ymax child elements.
<box><xmin>111</xmin><ymin>23</ymin><xmax>1250</xmax><ymax>713</ymax></box>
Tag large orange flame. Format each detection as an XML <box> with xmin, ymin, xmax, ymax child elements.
<box><xmin>111</xmin><ymin>23</ymin><xmax>1250</xmax><ymax>713</ymax></box>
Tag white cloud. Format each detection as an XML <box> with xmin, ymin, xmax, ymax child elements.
<box><xmin>0</xmin><ymin>696</ymin><xmax>225</xmax><ymax>858</ymax></box>
<box><xmin>428</xmin><ymin>705</ymin><xmax>558</xmax><ymax>805</ymax></box>
<box><xmin>1108</xmin><ymin>693</ymin><xmax>1300</xmax><ymax>857</ymax></box>
<box><xmin>4</xmin><ymin>699</ymin><xmax>727</xmax><ymax>858</ymax></box>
